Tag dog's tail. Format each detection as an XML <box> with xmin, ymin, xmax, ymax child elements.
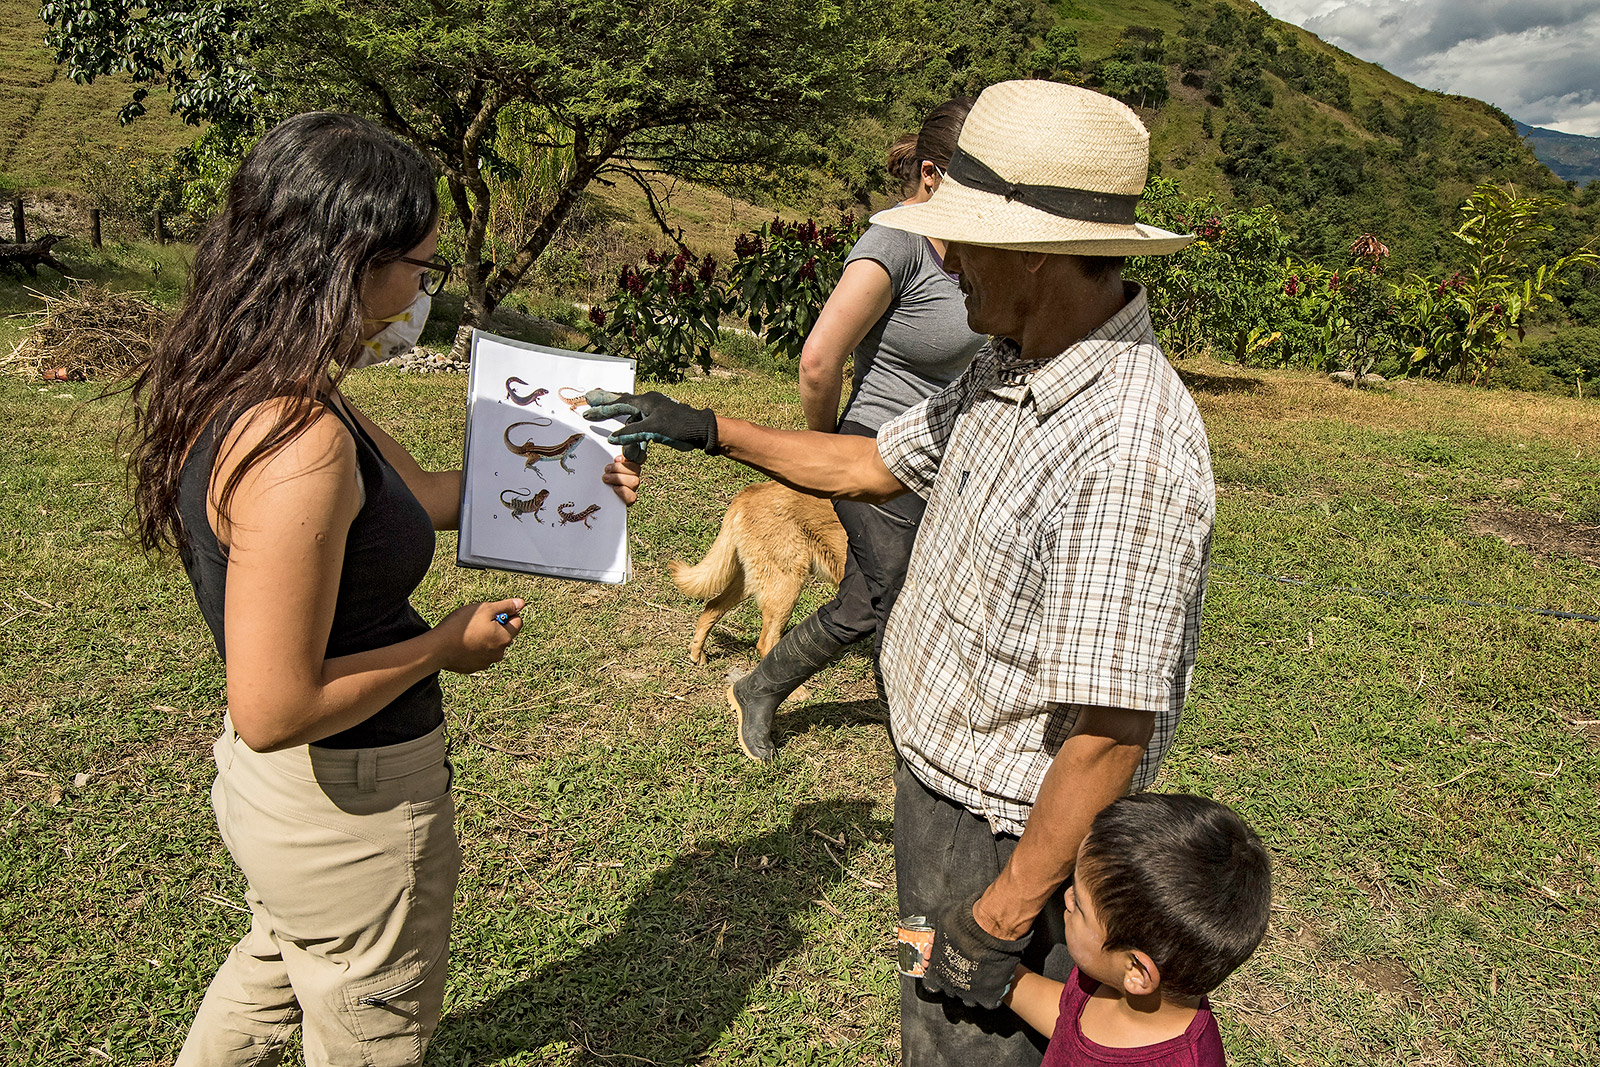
<box><xmin>669</xmin><ymin>514</ymin><xmax>742</xmax><ymax>601</ymax></box>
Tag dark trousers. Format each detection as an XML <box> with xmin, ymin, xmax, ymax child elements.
<box><xmin>814</xmin><ymin>422</ymin><xmax>925</xmax><ymax>680</ymax></box>
<box><xmin>894</xmin><ymin>762</ymin><xmax>1073</xmax><ymax>1067</ymax></box>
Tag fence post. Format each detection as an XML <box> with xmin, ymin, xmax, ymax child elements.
<box><xmin>89</xmin><ymin>208</ymin><xmax>102</xmax><ymax>249</ymax></box>
<box><xmin>153</xmin><ymin>209</ymin><xmax>166</xmax><ymax>246</ymax></box>
<box><xmin>10</xmin><ymin>198</ymin><xmax>23</xmax><ymax>244</ymax></box>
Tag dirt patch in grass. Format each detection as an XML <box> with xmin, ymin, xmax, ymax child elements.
<box><xmin>1348</xmin><ymin>958</ymin><xmax>1422</xmax><ymax>1001</ymax></box>
<box><xmin>1471</xmin><ymin>508</ymin><xmax>1600</xmax><ymax>568</ymax></box>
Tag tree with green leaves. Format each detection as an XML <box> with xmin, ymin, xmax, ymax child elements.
<box><xmin>42</xmin><ymin>1</ymin><xmax>261</xmax><ymax>127</ymax></box>
<box><xmin>1398</xmin><ymin>184</ymin><xmax>1598</xmax><ymax>383</ymax></box>
<box><xmin>42</xmin><ymin>0</ymin><xmax>913</xmax><ymax>351</ymax></box>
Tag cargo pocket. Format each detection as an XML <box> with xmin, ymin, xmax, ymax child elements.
<box><xmin>343</xmin><ymin>956</ymin><xmax>435</xmax><ymax>1064</ymax></box>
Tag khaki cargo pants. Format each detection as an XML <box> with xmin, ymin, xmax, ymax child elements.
<box><xmin>177</xmin><ymin>716</ymin><xmax>461</xmax><ymax>1066</ymax></box>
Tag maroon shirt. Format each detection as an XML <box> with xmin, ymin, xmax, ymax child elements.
<box><xmin>1042</xmin><ymin>969</ymin><xmax>1226</xmax><ymax>1067</ymax></box>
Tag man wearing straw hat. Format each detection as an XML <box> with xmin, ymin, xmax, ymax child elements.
<box><xmin>587</xmin><ymin>80</ymin><xmax>1208</xmax><ymax>1065</ymax></box>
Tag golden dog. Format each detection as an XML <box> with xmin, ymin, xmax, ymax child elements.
<box><xmin>670</xmin><ymin>481</ymin><xmax>847</xmax><ymax>665</ymax></box>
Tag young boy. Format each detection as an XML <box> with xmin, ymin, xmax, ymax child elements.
<box><xmin>1004</xmin><ymin>794</ymin><xmax>1272</xmax><ymax>1066</ymax></box>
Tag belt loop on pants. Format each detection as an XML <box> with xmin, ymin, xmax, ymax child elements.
<box><xmin>357</xmin><ymin>748</ymin><xmax>378</xmax><ymax>793</ymax></box>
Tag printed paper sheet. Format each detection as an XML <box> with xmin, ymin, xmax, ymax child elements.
<box><xmin>458</xmin><ymin>331</ymin><xmax>634</xmax><ymax>583</ymax></box>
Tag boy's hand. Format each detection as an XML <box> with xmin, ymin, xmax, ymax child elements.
<box><xmin>922</xmin><ymin>888</ymin><xmax>1033</xmax><ymax>1009</ymax></box>
<box><xmin>583</xmin><ymin>389</ymin><xmax>719</xmax><ymax>454</ymax></box>
<box><xmin>602</xmin><ymin>453</ymin><xmax>642</xmax><ymax>505</ymax></box>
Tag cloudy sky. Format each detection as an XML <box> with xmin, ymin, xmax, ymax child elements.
<box><xmin>1254</xmin><ymin>0</ymin><xmax>1600</xmax><ymax>136</ymax></box>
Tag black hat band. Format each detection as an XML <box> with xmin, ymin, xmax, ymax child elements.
<box><xmin>946</xmin><ymin>148</ymin><xmax>1140</xmax><ymax>225</ymax></box>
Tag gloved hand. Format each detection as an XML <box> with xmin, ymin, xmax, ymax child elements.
<box><xmin>921</xmin><ymin>888</ymin><xmax>1033</xmax><ymax>1009</ymax></box>
<box><xmin>583</xmin><ymin>389</ymin><xmax>719</xmax><ymax>455</ymax></box>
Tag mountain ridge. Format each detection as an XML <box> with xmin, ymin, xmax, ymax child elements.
<box><xmin>2</xmin><ymin>0</ymin><xmax>1594</xmax><ymax>276</ymax></box>
<box><xmin>1513</xmin><ymin>120</ymin><xmax>1600</xmax><ymax>188</ymax></box>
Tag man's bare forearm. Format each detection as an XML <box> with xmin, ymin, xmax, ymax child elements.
<box><xmin>974</xmin><ymin>706</ymin><xmax>1154</xmax><ymax>940</ymax></box>
<box><xmin>715</xmin><ymin>416</ymin><xmax>907</xmax><ymax>503</ymax></box>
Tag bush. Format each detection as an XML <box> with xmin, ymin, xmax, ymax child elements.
<box><xmin>71</xmin><ymin>144</ymin><xmax>198</xmax><ymax>239</ymax></box>
<box><xmin>727</xmin><ymin>215</ymin><xmax>863</xmax><ymax>361</ymax></box>
<box><xmin>1488</xmin><ymin>347</ymin><xmax>1556</xmax><ymax>392</ymax></box>
<box><xmin>584</xmin><ymin>247</ymin><xmax>728</xmax><ymax>381</ymax></box>
<box><xmin>1519</xmin><ymin>327</ymin><xmax>1600</xmax><ymax>396</ymax></box>
<box><xmin>1129</xmin><ymin>178</ymin><xmax>1296</xmax><ymax>363</ymax></box>
<box><xmin>585</xmin><ymin>213</ymin><xmax>862</xmax><ymax>381</ymax></box>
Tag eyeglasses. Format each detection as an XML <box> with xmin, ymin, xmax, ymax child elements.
<box><xmin>398</xmin><ymin>255</ymin><xmax>454</xmax><ymax>296</ymax></box>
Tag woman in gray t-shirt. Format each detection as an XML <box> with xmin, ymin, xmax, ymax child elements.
<box><xmin>730</xmin><ymin>100</ymin><xmax>985</xmax><ymax>762</ymax></box>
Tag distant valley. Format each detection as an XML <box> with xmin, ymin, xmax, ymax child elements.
<box><xmin>1515</xmin><ymin>121</ymin><xmax>1600</xmax><ymax>187</ymax></box>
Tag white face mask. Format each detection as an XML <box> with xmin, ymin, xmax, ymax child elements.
<box><xmin>354</xmin><ymin>290</ymin><xmax>431</xmax><ymax>368</ymax></box>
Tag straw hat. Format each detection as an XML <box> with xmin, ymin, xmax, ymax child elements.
<box><xmin>873</xmin><ymin>80</ymin><xmax>1193</xmax><ymax>256</ymax></box>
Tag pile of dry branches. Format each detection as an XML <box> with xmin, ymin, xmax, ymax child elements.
<box><xmin>4</xmin><ymin>284</ymin><xmax>170</xmax><ymax>380</ymax></box>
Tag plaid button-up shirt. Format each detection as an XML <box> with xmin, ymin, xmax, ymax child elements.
<box><xmin>876</xmin><ymin>284</ymin><xmax>1213</xmax><ymax>836</ymax></box>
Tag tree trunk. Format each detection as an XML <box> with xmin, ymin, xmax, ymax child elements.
<box><xmin>0</xmin><ymin>234</ymin><xmax>72</xmax><ymax>277</ymax></box>
<box><xmin>483</xmin><ymin>143</ymin><xmax>610</xmax><ymax>309</ymax></box>
<box><xmin>440</xmin><ymin>140</ymin><xmax>612</xmax><ymax>360</ymax></box>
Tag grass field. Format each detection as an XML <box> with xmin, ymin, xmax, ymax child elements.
<box><xmin>1</xmin><ymin>357</ymin><xmax>1597</xmax><ymax>1066</ymax></box>
<box><xmin>0</xmin><ymin>0</ymin><xmax>197</xmax><ymax>193</ymax></box>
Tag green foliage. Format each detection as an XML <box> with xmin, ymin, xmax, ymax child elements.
<box><xmin>177</xmin><ymin>126</ymin><xmax>256</xmax><ymax>220</ymax></box>
<box><xmin>1397</xmin><ymin>185</ymin><xmax>1600</xmax><ymax>383</ymax></box>
<box><xmin>1267</xmin><ymin>38</ymin><xmax>1351</xmax><ymax>111</ymax></box>
<box><xmin>40</xmin><ymin>0</ymin><xmax>261</xmax><ymax>128</ymax></box>
<box><xmin>586</xmin><ymin>214</ymin><xmax>862</xmax><ymax>380</ymax></box>
<box><xmin>1093</xmin><ymin>58</ymin><xmax>1170</xmax><ymax>109</ymax></box>
<box><xmin>1520</xmin><ymin>327</ymin><xmax>1600</xmax><ymax>396</ymax></box>
<box><xmin>1026</xmin><ymin>26</ymin><xmax>1082</xmax><ymax>79</ymax></box>
<box><xmin>70</xmin><ymin>143</ymin><xmax>196</xmax><ymax>237</ymax></box>
<box><xmin>263</xmin><ymin>0</ymin><xmax>913</xmax><ymax>334</ymax></box>
<box><xmin>1085</xmin><ymin>27</ymin><xmax>1171</xmax><ymax>109</ymax></box>
<box><xmin>1129</xmin><ymin>178</ymin><xmax>1293</xmax><ymax>361</ymax></box>
<box><xmin>726</xmin><ymin>215</ymin><xmax>863</xmax><ymax>362</ymax></box>
<box><xmin>42</xmin><ymin>0</ymin><xmax>915</xmax><ymax>338</ymax></box>
<box><xmin>1125</xmin><ymin>177</ymin><xmax>1600</xmax><ymax>386</ymax></box>
<box><xmin>584</xmin><ymin>247</ymin><xmax>729</xmax><ymax>381</ymax></box>
<box><xmin>919</xmin><ymin>0</ymin><xmax>1053</xmax><ymax>97</ymax></box>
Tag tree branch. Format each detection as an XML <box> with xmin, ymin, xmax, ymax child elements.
<box><xmin>607</xmin><ymin>162</ymin><xmax>686</xmax><ymax>246</ymax></box>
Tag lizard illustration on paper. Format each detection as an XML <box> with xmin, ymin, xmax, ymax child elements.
<box><xmin>505</xmin><ymin>377</ymin><xmax>549</xmax><ymax>408</ymax></box>
<box><xmin>500</xmin><ymin>487</ymin><xmax>549</xmax><ymax>523</ymax></box>
<box><xmin>504</xmin><ymin>423</ymin><xmax>585</xmax><ymax>479</ymax></box>
<box><xmin>557</xmin><ymin>386</ymin><xmax>593</xmax><ymax>413</ymax></box>
<box><xmin>557</xmin><ymin>501</ymin><xmax>602</xmax><ymax>528</ymax></box>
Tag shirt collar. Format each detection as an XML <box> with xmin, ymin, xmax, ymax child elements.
<box><xmin>987</xmin><ymin>282</ymin><xmax>1155</xmax><ymax>416</ymax></box>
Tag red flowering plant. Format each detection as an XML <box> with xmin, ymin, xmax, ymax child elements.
<box><xmin>585</xmin><ymin>213</ymin><xmax>862</xmax><ymax>379</ymax></box>
<box><xmin>725</xmin><ymin>213</ymin><xmax>864</xmax><ymax>361</ymax></box>
<box><xmin>584</xmin><ymin>245</ymin><xmax>730</xmax><ymax>380</ymax></box>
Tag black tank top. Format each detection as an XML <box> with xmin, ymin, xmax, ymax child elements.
<box><xmin>177</xmin><ymin>396</ymin><xmax>444</xmax><ymax>748</ymax></box>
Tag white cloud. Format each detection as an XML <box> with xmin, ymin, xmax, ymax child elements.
<box><xmin>1255</xmin><ymin>0</ymin><xmax>1600</xmax><ymax>136</ymax></box>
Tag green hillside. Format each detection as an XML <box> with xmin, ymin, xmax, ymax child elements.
<box><xmin>0</xmin><ymin>0</ymin><xmax>198</xmax><ymax>192</ymax></box>
<box><xmin>1033</xmin><ymin>0</ymin><xmax>1571</xmax><ymax>269</ymax></box>
<box><xmin>0</xmin><ymin>0</ymin><xmax>1589</xmax><ymax>279</ymax></box>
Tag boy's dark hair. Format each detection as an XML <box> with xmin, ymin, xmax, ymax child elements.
<box><xmin>1077</xmin><ymin>794</ymin><xmax>1272</xmax><ymax>999</ymax></box>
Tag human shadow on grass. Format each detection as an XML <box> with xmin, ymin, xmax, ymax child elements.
<box><xmin>1175</xmin><ymin>368</ymin><xmax>1264</xmax><ymax>395</ymax></box>
<box><xmin>782</xmin><ymin>697</ymin><xmax>889</xmax><ymax>743</ymax></box>
<box><xmin>432</xmin><ymin>798</ymin><xmax>889</xmax><ymax>1065</ymax></box>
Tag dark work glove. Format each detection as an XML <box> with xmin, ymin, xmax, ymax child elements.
<box><xmin>921</xmin><ymin>888</ymin><xmax>1033</xmax><ymax>1009</ymax></box>
<box><xmin>583</xmin><ymin>389</ymin><xmax>719</xmax><ymax>455</ymax></box>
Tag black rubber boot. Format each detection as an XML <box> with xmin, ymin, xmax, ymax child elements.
<box><xmin>727</xmin><ymin>614</ymin><xmax>847</xmax><ymax>762</ymax></box>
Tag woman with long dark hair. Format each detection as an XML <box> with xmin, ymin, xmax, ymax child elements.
<box><xmin>129</xmin><ymin>112</ymin><xmax>639</xmax><ymax>1065</ymax></box>
<box><xmin>728</xmin><ymin>99</ymin><xmax>984</xmax><ymax>761</ymax></box>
